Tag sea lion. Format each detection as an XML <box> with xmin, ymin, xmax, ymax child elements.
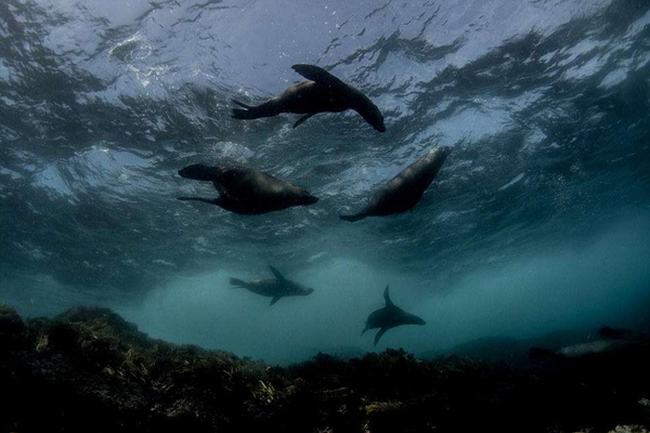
<box><xmin>340</xmin><ymin>145</ymin><xmax>451</xmax><ymax>222</ymax></box>
<box><xmin>529</xmin><ymin>326</ymin><xmax>647</xmax><ymax>362</ymax></box>
<box><xmin>232</xmin><ymin>64</ymin><xmax>385</xmax><ymax>132</ymax></box>
<box><xmin>229</xmin><ymin>265</ymin><xmax>314</xmax><ymax>305</ymax></box>
<box><xmin>177</xmin><ymin>163</ymin><xmax>318</xmax><ymax>214</ymax></box>
<box><xmin>362</xmin><ymin>285</ymin><xmax>425</xmax><ymax>346</ymax></box>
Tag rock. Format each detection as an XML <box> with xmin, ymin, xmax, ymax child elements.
<box><xmin>1</xmin><ymin>305</ymin><xmax>649</xmax><ymax>433</ymax></box>
<box><xmin>0</xmin><ymin>304</ymin><xmax>24</xmax><ymax>345</ymax></box>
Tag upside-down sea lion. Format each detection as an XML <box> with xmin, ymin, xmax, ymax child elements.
<box><xmin>229</xmin><ymin>265</ymin><xmax>314</xmax><ymax>305</ymax></box>
<box><xmin>177</xmin><ymin>163</ymin><xmax>318</xmax><ymax>214</ymax></box>
<box><xmin>340</xmin><ymin>145</ymin><xmax>451</xmax><ymax>222</ymax></box>
<box><xmin>232</xmin><ymin>64</ymin><xmax>385</xmax><ymax>132</ymax></box>
<box><xmin>362</xmin><ymin>285</ymin><xmax>426</xmax><ymax>346</ymax></box>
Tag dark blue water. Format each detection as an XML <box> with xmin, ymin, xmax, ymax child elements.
<box><xmin>1</xmin><ymin>0</ymin><xmax>649</xmax><ymax>363</ymax></box>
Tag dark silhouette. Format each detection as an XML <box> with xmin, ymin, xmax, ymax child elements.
<box><xmin>341</xmin><ymin>145</ymin><xmax>451</xmax><ymax>222</ymax></box>
<box><xmin>230</xmin><ymin>265</ymin><xmax>314</xmax><ymax>305</ymax></box>
<box><xmin>232</xmin><ymin>64</ymin><xmax>385</xmax><ymax>132</ymax></box>
<box><xmin>177</xmin><ymin>163</ymin><xmax>318</xmax><ymax>214</ymax></box>
<box><xmin>362</xmin><ymin>285</ymin><xmax>425</xmax><ymax>346</ymax></box>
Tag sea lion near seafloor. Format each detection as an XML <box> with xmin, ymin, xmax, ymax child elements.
<box><xmin>229</xmin><ymin>265</ymin><xmax>314</xmax><ymax>306</ymax></box>
<box><xmin>362</xmin><ymin>285</ymin><xmax>425</xmax><ymax>346</ymax></box>
<box><xmin>177</xmin><ymin>163</ymin><xmax>318</xmax><ymax>215</ymax></box>
<box><xmin>340</xmin><ymin>145</ymin><xmax>451</xmax><ymax>222</ymax></box>
<box><xmin>231</xmin><ymin>64</ymin><xmax>385</xmax><ymax>132</ymax></box>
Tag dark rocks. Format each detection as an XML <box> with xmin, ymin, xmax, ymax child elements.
<box><xmin>0</xmin><ymin>304</ymin><xmax>649</xmax><ymax>433</ymax></box>
<box><xmin>0</xmin><ymin>304</ymin><xmax>24</xmax><ymax>336</ymax></box>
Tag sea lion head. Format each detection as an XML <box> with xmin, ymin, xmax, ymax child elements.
<box><xmin>357</xmin><ymin>100</ymin><xmax>386</xmax><ymax>132</ymax></box>
<box><xmin>296</xmin><ymin>190</ymin><xmax>319</xmax><ymax>206</ymax></box>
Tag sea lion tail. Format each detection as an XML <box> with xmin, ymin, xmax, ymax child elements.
<box><xmin>232</xmin><ymin>99</ymin><xmax>252</xmax><ymax>109</ymax></box>
<box><xmin>231</xmin><ymin>99</ymin><xmax>279</xmax><ymax>120</ymax></box>
<box><xmin>229</xmin><ymin>278</ymin><xmax>248</xmax><ymax>289</ymax></box>
<box><xmin>339</xmin><ymin>213</ymin><xmax>365</xmax><ymax>222</ymax></box>
<box><xmin>231</xmin><ymin>99</ymin><xmax>264</xmax><ymax>120</ymax></box>
<box><xmin>232</xmin><ymin>108</ymin><xmax>257</xmax><ymax>119</ymax></box>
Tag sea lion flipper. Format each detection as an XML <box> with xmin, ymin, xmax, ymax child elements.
<box><xmin>232</xmin><ymin>99</ymin><xmax>252</xmax><ymax>109</ymax></box>
<box><xmin>339</xmin><ymin>212</ymin><xmax>365</xmax><ymax>222</ymax></box>
<box><xmin>374</xmin><ymin>327</ymin><xmax>388</xmax><ymax>346</ymax></box>
<box><xmin>177</xmin><ymin>196</ymin><xmax>220</xmax><ymax>206</ymax></box>
<box><xmin>293</xmin><ymin>113</ymin><xmax>315</xmax><ymax>128</ymax></box>
<box><xmin>268</xmin><ymin>265</ymin><xmax>287</xmax><ymax>282</ymax></box>
<box><xmin>270</xmin><ymin>296</ymin><xmax>281</xmax><ymax>306</ymax></box>
<box><xmin>383</xmin><ymin>285</ymin><xmax>394</xmax><ymax>307</ymax></box>
<box><xmin>178</xmin><ymin>164</ymin><xmax>220</xmax><ymax>181</ymax></box>
<box><xmin>229</xmin><ymin>278</ymin><xmax>248</xmax><ymax>288</ymax></box>
<box><xmin>292</xmin><ymin>64</ymin><xmax>347</xmax><ymax>90</ymax></box>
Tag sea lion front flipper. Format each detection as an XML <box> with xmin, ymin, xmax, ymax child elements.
<box><xmin>374</xmin><ymin>327</ymin><xmax>389</xmax><ymax>346</ymax></box>
<box><xmin>268</xmin><ymin>265</ymin><xmax>287</xmax><ymax>282</ymax></box>
<box><xmin>270</xmin><ymin>296</ymin><xmax>282</xmax><ymax>306</ymax></box>
<box><xmin>293</xmin><ymin>113</ymin><xmax>316</xmax><ymax>128</ymax></box>
<box><xmin>292</xmin><ymin>64</ymin><xmax>347</xmax><ymax>90</ymax></box>
<box><xmin>383</xmin><ymin>285</ymin><xmax>394</xmax><ymax>308</ymax></box>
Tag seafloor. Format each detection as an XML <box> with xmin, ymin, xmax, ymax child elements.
<box><xmin>1</xmin><ymin>304</ymin><xmax>648</xmax><ymax>433</ymax></box>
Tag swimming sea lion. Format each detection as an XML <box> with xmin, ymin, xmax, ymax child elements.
<box><xmin>232</xmin><ymin>64</ymin><xmax>385</xmax><ymax>132</ymax></box>
<box><xmin>340</xmin><ymin>145</ymin><xmax>451</xmax><ymax>222</ymax></box>
<box><xmin>177</xmin><ymin>163</ymin><xmax>318</xmax><ymax>214</ymax></box>
<box><xmin>362</xmin><ymin>285</ymin><xmax>425</xmax><ymax>346</ymax></box>
<box><xmin>229</xmin><ymin>265</ymin><xmax>314</xmax><ymax>305</ymax></box>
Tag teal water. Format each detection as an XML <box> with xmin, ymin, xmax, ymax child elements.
<box><xmin>1</xmin><ymin>0</ymin><xmax>649</xmax><ymax>364</ymax></box>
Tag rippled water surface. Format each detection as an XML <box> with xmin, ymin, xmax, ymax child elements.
<box><xmin>1</xmin><ymin>0</ymin><xmax>649</xmax><ymax>363</ymax></box>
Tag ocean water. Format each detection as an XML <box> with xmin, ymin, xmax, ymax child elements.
<box><xmin>1</xmin><ymin>0</ymin><xmax>649</xmax><ymax>365</ymax></box>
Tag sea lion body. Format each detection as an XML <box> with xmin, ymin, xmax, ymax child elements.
<box><xmin>341</xmin><ymin>145</ymin><xmax>451</xmax><ymax>222</ymax></box>
<box><xmin>177</xmin><ymin>164</ymin><xmax>318</xmax><ymax>214</ymax></box>
<box><xmin>232</xmin><ymin>64</ymin><xmax>385</xmax><ymax>131</ymax></box>
<box><xmin>230</xmin><ymin>266</ymin><xmax>314</xmax><ymax>305</ymax></box>
<box><xmin>362</xmin><ymin>286</ymin><xmax>425</xmax><ymax>346</ymax></box>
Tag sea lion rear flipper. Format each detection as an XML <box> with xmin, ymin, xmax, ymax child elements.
<box><xmin>268</xmin><ymin>265</ymin><xmax>287</xmax><ymax>282</ymax></box>
<box><xmin>270</xmin><ymin>296</ymin><xmax>282</xmax><ymax>306</ymax></box>
<box><xmin>374</xmin><ymin>328</ymin><xmax>388</xmax><ymax>346</ymax></box>
<box><xmin>178</xmin><ymin>164</ymin><xmax>221</xmax><ymax>181</ymax></box>
<box><xmin>177</xmin><ymin>196</ymin><xmax>220</xmax><ymax>206</ymax></box>
<box><xmin>293</xmin><ymin>113</ymin><xmax>316</xmax><ymax>128</ymax></box>
<box><xmin>229</xmin><ymin>278</ymin><xmax>248</xmax><ymax>288</ymax></box>
<box><xmin>232</xmin><ymin>99</ymin><xmax>253</xmax><ymax>109</ymax></box>
<box><xmin>292</xmin><ymin>64</ymin><xmax>347</xmax><ymax>90</ymax></box>
<box><xmin>339</xmin><ymin>212</ymin><xmax>365</xmax><ymax>222</ymax></box>
<box><xmin>383</xmin><ymin>285</ymin><xmax>394</xmax><ymax>308</ymax></box>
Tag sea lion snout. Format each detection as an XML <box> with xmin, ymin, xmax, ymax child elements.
<box><xmin>358</xmin><ymin>102</ymin><xmax>385</xmax><ymax>132</ymax></box>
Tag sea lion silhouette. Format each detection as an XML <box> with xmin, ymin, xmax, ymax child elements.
<box><xmin>362</xmin><ymin>285</ymin><xmax>425</xmax><ymax>346</ymax></box>
<box><xmin>232</xmin><ymin>64</ymin><xmax>385</xmax><ymax>131</ymax></box>
<box><xmin>177</xmin><ymin>163</ymin><xmax>318</xmax><ymax>214</ymax></box>
<box><xmin>340</xmin><ymin>145</ymin><xmax>451</xmax><ymax>222</ymax></box>
<box><xmin>229</xmin><ymin>265</ymin><xmax>314</xmax><ymax>305</ymax></box>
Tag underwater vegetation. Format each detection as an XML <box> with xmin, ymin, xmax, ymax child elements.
<box><xmin>1</xmin><ymin>0</ymin><xmax>650</xmax><ymax>431</ymax></box>
<box><xmin>2</xmin><ymin>304</ymin><xmax>649</xmax><ymax>433</ymax></box>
